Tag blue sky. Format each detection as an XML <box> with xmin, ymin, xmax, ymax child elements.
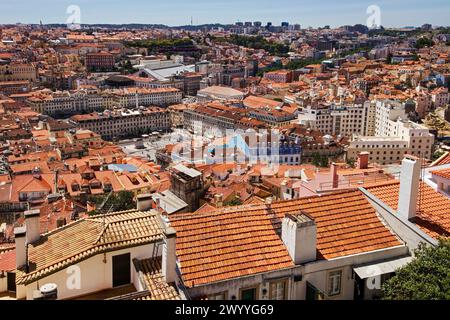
<box><xmin>0</xmin><ymin>0</ymin><xmax>449</xmax><ymax>27</ymax></box>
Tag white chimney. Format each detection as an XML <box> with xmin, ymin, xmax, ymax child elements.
<box><xmin>14</xmin><ymin>227</ymin><xmax>27</xmax><ymax>268</ymax></box>
<box><xmin>398</xmin><ymin>155</ymin><xmax>421</xmax><ymax>220</ymax></box>
<box><xmin>25</xmin><ymin>209</ymin><xmax>40</xmax><ymax>244</ymax></box>
<box><xmin>162</xmin><ymin>226</ymin><xmax>177</xmax><ymax>283</ymax></box>
<box><xmin>136</xmin><ymin>193</ymin><xmax>152</xmax><ymax>211</ymax></box>
<box><xmin>281</xmin><ymin>212</ymin><xmax>317</xmax><ymax>264</ymax></box>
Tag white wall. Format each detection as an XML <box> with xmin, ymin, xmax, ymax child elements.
<box><xmin>294</xmin><ymin>245</ymin><xmax>408</xmax><ymax>300</ymax></box>
<box><xmin>433</xmin><ymin>175</ymin><xmax>450</xmax><ymax>196</ymax></box>
<box><xmin>18</xmin><ymin>243</ymin><xmax>160</xmax><ymax>300</ymax></box>
<box><xmin>185</xmin><ymin>267</ymin><xmax>298</xmax><ymax>300</ymax></box>
<box><xmin>0</xmin><ymin>275</ymin><xmax>6</xmax><ymax>293</ymax></box>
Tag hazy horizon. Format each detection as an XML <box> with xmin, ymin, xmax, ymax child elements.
<box><xmin>0</xmin><ymin>0</ymin><xmax>449</xmax><ymax>28</ymax></box>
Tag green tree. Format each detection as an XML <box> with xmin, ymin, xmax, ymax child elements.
<box><xmin>319</xmin><ymin>155</ymin><xmax>329</xmax><ymax>168</ymax></box>
<box><xmin>382</xmin><ymin>239</ymin><xmax>450</xmax><ymax>300</ymax></box>
<box><xmin>88</xmin><ymin>190</ymin><xmax>136</xmax><ymax>215</ymax></box>
<box><xmin>386</xmin><ymin>53</ymin><xmax>393</xmax><ymax>64</ymax></box>
<box><xmin>312</xmin><ymin>152</ymin><xmax>321</xmax><ymax>166</ymax></box>
<box><xmin>225</xmin><ymin>197</ymin><xmax>243</xmax><ymax>207</ymax></box>
<box><xmin>346</xmin><ymin>158</ymin><xmax>356</xmax><ymax>168</ymax></box>
<box><xmin>415</xmin><ymin>37</ymin><xmax>434</xmax><ymax>49</ymax></box>
<box><xmin>285</xmin><ymin>58</ymin><xmax>325</xmax><ymax>70</ymax></box>
<box><xmin>227</xmin><ymin>35</ymin><xmax>289</xmax><ymax>56</ymax></box>
<box><xmin>432</xmin><ymin>150</ymin><xmax>445</xmax><ymax>161</ymax></box>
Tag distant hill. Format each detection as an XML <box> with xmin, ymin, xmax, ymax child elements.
<box><xmin>0</xmin><ymin>23</ymin><xmax>233</xmax><ymax>30</ymax></box>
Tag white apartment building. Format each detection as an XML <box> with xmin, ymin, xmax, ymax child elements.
<box><xmin>298</xmin><ymin>102</ymin><xmax>370</xmax><ymax>136</ymax></box>
<box><xmin>374</xmin><ymin>99</ymin><xmax>408</xmax><ymax>137</ymax></box>
<box><xmin>27</xmin><ymin>90</ymin><xmax>105</xmax><ymax>116</ymax></box>
<box><xmin>348</xmin><ymin>100</ymin><xmax>434</xmax><ymax>165</ymax></box>
<box><xmin>110</xmin><ymin>87</ymin><xmax>182</xmax><ymax>108</ymax></box>
<box><xmin>70</xmin><ymin>107</ymin><xmax>171</xmax><ymax>140</ymax></box>
<box><xmin>26</xmin><ymin>88</ymin><xmax>182</xmax><ymax>116</ymax></box>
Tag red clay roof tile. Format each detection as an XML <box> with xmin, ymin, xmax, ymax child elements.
<box><xmin>170</xmin><ymin>189</ymin><xmax>402</xmax><ymax>287</ymax></box>
<box><xmin>365</xmin><ymin>181</ymin><xmax>450</xmax><ymax>239</ymax></box>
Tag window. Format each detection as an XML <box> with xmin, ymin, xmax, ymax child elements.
<box><xmin>240</xmin><ymin>287</ymin><xmax>258</xmax><ymax>300</ymax></box>
<box><xmin>328</xmin><ymin>270</ymin><xmax>342</xmax><ymax>296</ymax></box>
<box><xmin>208</xmin><ymin>292</ymin><xmax>227</xmax><ymax>300</ymax></box>
<box><xmin>269</xmin><ymin>280</ymin><xmax>287</xmax><ymax>300</ymax></box>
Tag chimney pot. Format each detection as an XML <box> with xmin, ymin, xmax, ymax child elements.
<box><xmin>56</xmin><ymin>217</ymin><xmax>66</xmax><ymax>228</ymax></box>
<box><xmin>214</xmin><ymin>194</ymin><xmax>223</xmax><ymax>207</ymax></box>
<box><xmin>25</xmin><ymin>209</ymin><xmax>40</xmax><ymax>244</ymax></box>
<box><xmin>137</xmin><ymin>193</ymin><xmax>152</xmax><ymax>211</ymax></box>
<box><xmin>357</xmin><ymin>151</ymin><xmax>369</xmax><ymax>169</ymax></box>
<box><xmin>398</xmin><ymin>155</ymin><xmax>421</xmax><ymax>220</ymax></box>
<box><xmin>331</xmin><ymin>162</ymin><xmax>338</xmax><ymax>188</ymax></box>
<box><xmin>161</xmin><ymin>218</ymin><xmax>177</xmax><ymax>283</ymax></box>
<box><xmin>281</xmin><ymin>212</ymin><xmax>317</xmax><ymax>264</ymax></box>
<box><xmin>14</xmin><ymin>227</ymin><xmax>27</xmax><ymax>269</ymax></box>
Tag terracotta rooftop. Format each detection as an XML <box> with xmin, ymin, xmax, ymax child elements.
<box><xmin>431</xmin><ymin>152</ymin><xmax>450</xmax><ymax>166</ymax></box>
<box><xmin>364</xmin><ymin>181</ymin><xmax>450</xmax><ymax>239</ymax></box>
<box><xmin>133</xmin><ymin>257</ymin><xmax>181</xmax><ymax>300</ymax></box>
<box><xmin>243</xmin><ymin>95</ymin><xmax>283</xmax><ymax>109</ymax></box>
<box><xmin>0</xmin><ymin>249</ymin><xmax>15</xmax><ymax>272</ymax></box>
<box><xmin>431</xmin><ymin>167</ymin><xmax>450</xmax><ymax>180</ymax></box>
<box><xmin>171</xmin><ymin>205</ymin><xmax>294</xmax><ymax>287</ymax></box>
<box><xmin>38</xmin><ymin>198</ymin><xmax>86</xmax><ymax>234</ymax></box>
<box><xmin>170</xmin><ymin>189</ymin><xmax>401</xmax><ymax>287</ymax></box>
<box><xmin>193</xmin><ymin>203</ymin><xmax>216</xmax><ymax>214</ymax></box>
<box><xmin>17</xmin><ymin>209</ymin><xmax>163</xmax><ymax>285</ymax></box>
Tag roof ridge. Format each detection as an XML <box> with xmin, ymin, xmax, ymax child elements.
<box><xmin>363</xmin><ymin>179</ymin><xmax>400</xmax><ymax>189</ymax></box>
<box><xmin>94</xmin><ymin>220</ymin><xmax>110</xmax><ymax>245</ymax></box>
<box><xmin>39</xmin><ymin>217</ymin><xmax>88</xmax><ymax>238</ymax></box>
<box><xmin>430</xmin><ymin>151</ymin><xmax>450</xmax><ymax>166</ymax></box>
<box><xmin>91</xmin><ymin>210</ymin><xmax>157</xmax><ymax>244</ymax></box>
<box><xmin>87</xmin><ymin>208</ymin><xmax>155</xmax><ymax>220</ymax></box>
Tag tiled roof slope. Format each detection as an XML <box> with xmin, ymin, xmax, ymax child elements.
<box><xmin>171</xmin><ymin>206</ymin><xmax>295</xmax><ymax>287</ymax></box>
<box><xmin>431</xmin><ymin>167</ymin><xmax>450</xmax><ymax>179</ymax></box>
<box><xmin>17</xmin><ymin>209</ymin><xmax>163</xmax><ymax>285</ymax></box>
<box><xmin>365</xmin><ymin>181</ymin><xmax>450</xmax><ymax>239</ymax></box>
<box><xmin>171</xmin><ymin>190</ymin><xmax>402</xmax><ymax>287</ymax></box>
<box><xmin>133</xmin><ymin>257</ymin><xmax>181</xmax><ymax>300</ymax></box>
<box><xmin>431</xmin><ymin>151</ymin><xmax>450</xmax><ymax>166</ymax></box>
<box><xmin>0</xmin><ymin>249</ymin><xmax>15</xmax><ymax>272</ymax></box>
<box><xmin>267</xmin><ymin>190</ymin><xmax>401</xmax><ymax>259</ymax></box>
